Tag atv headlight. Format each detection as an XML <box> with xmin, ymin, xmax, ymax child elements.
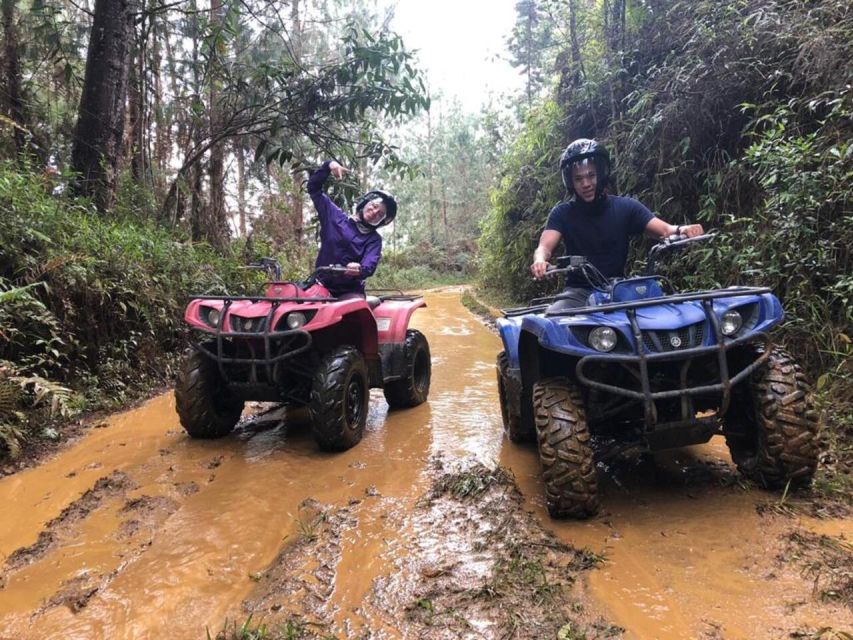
<box><xmin>589</xmin><ymin>326</ymin><xmax>618</xmax><ymax>352</ymax></box>
<box><xmin>720</xmin><ymin>309</ymin><xmax>743</xmax><ymax>336</ymax></box>
<box><xmin>201</xmin><ymin>306</ymin><xmax>221</xmax><ymax>328</ymax></box>
<box><xmin>285</xmin><ymin>312</ymin><xmax>307</xmax><ymax>329</ymax></box>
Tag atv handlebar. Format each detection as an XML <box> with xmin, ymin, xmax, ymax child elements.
<box><xmin>315</xmin><ymin>264</ymin><xmax>362</xmax><ymax>276</ymax></box>
<box><xmin>537</xmin><ymin>231</ymin><xmax>716</xmax><ymax>290</ymax></box>
<box><xmin>646</xmin><ymin>232</ymin><xmax>715</xmax><ymax>275</ymax></box>
<box><xmin>242</xmin><ymin>257</ymin><xmax>282</xmax><ymax>280</ymax></box>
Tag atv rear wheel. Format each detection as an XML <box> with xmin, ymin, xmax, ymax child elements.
<box><xmin>310</xmin><ymin>346</ymin><xmax>369</xmax><ymax>451</ymax></box>
<box><xmin>723</xmin><ymin>346</ymin><xmax>819</xmax><ymax>488</ymax></box>
<box><xmin>175</xmin><ymin>349</ymin><xmax>244</xmax><ymax>438</ymax></box>
<box><xmin>384</xmin><ymin>329</ymin><xmax>431</xmax><ymax>409</ymax></box>
<box><xmin>532</xmin><ymin>377</ymin><xmax>599</xmax><ymax>518</ymax></box>
<box><xmin>497</xmin><ymin>351</ymin><xmax>535</xmax><ymax>443</ymax></box>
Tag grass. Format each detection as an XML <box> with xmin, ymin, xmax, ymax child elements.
<box><xmin>207</xmin><ymin>616</ymin><xmax>339</xmax><ymax>640</ymax></box>
<box><xmin>459</xmin><ymin>291</ymin><xmax>497</xmax><ymax>324</ymax></box>
<box><xmin>424</xmin><ymin>463</ymin><xmax>513</xmax><ymax>503</ymax></box>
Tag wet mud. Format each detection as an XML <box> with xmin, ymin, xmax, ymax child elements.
<box><xmin>0</xmin><ymin>289</ymin><xmax>850</xmax><ymax>639</ymax></box>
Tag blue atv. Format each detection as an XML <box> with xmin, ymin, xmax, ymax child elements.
<box><xmin>496</xmin><ymin>233</ymin><xmax>820</xmax><ymax>518</ymax></box>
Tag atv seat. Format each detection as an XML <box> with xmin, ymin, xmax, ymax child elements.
<box><xmin>366</xmin><ymin>295</ymin><xmax>382</xmax><ymax>310</ymax></box>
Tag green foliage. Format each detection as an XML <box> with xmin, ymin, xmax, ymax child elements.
<box><xmin>480</xmin><ymin>0</ymin><xmax>853</xmax><ymax>373</ymax></box>
<box><xmin>478</xmin><ymin>99</ymin><xmax>567</xmax><ymax>302</ymax></box>
<box><xmin>0</xmin><ymin>163</ymin><xmax>255</xmax><ymax>422</ymax></box>
<box><xmin>0</xmin><ymin>358</ymin><xmax>74</xmax><ymax>458</ymax></box>
<box><xmin>372</xmin><ymin>244</ymin><xmax>471</xmax><ymax>290</ymax></box>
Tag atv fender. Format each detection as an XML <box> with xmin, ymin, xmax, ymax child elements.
<box><xmin>373</xmin><ymin>298</ymin><xmax>426</xmax><ymax>344</ymax></box>
<box><xmin>496</xmin><ymin>317</ymin><xmax>523</xmax><ymax>367</ymax></box>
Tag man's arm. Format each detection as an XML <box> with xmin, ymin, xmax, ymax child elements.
<box><xmin>530</xmin><ymin>229</ymin><xmax>562</xmax><ymax>279</ymax></box>
<box><xmin>645</xmin><ymin>217</ymin><xmax>704</xmax><ymax>239</ymax></box>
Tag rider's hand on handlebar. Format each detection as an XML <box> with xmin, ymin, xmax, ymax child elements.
<box><xmin>678</xmin><ymin>223</ymin><xmax>704</xmax><ymax>238</ymax></box>
<box><xmin>329</xmin><ymin>161</ymin><xmax>349</xmax><ymax>180</ymax></box>
<box><xmin>531</xmin><ymin>259</ymin><xmax>551</xmax><ymax>280</ymax></box>
<box><xmin>344</xmin><ymin>262</ymin><xmax>362</xmax><ymax>277</ymax></box>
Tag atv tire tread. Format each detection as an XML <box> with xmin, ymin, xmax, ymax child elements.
<box><xmin>533</xmin><ymin>377</ymin><xmax>599</xmax><ymax>518</ymax></box>
<box><xmin>310</xmin><ymin>346</ymin><xmax>369</xmax><ymax>451</ymax></box>
<box><xmin>725</xmin><ymin>346</ymin><xmax>819</xmax><ymax>488</ymax></box>
<box><xmin>175</xmin><ymin>349</ymin><xmax>243</xmax><ymax>438</ymax></box>
<box><xmin>384</xmin><ymin>329</ymin><xmax>431</xmax><ymax>409</ymax></box>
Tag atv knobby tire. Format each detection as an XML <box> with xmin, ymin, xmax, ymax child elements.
<box><xmin>384</xmin><ymin>329</ymin><xmax>431</xmax><ymax>409</ymax></box>
<box><xmin>310</xmin><ymin>346</ymin><xmax>369</xmax><ymax>451</ymax></box>
<box><xmin>724</xmin><ymin>346</ymin><xmax>819</xmax><ymax>489</ymax></box>
<box><xmin>175</xmin><ymin>349</ymin><xmax>244</xmax><ymax>438</ymax></box>
<box><xmin>497</xmin><ymin>351</ymin><xmax>535</xmax><ymax>443</ymax></box>
<box><xmin>532</xmin><ymin>377</ymin><xmax>599</xmax><ymax>518</ymax></box>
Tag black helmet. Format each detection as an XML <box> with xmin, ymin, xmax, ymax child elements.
<box><xmin>355</xmin><ymin>189</ymin><xmax>397</xmax><ymax>228</ymax></box>
<box><xmin>559</xmin><ymin>138</ymin><xmax>611</xmax><ymax>198</ymax></box>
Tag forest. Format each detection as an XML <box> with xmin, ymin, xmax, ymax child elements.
<box><xmin>0</xmin><ymin>0</ymin><xmax>850</xmax><ymax>556</ymax></box>
<box><xmin>0</xmin><ymin>1</ymin><xmax>851</xmax><ymax>638</ymax></box>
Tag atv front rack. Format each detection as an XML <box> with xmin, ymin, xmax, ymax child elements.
<box><xmin>188</xmin><ymin>296</ymin><xmax>318</xmax><ymax>394</ymax></box>
<box><xmin>502</xmin><ymin>286</ymin><xmax>770</xmax><ymax>318</ymax></box>
<box><xmin>567</xmin><ymin>288</ymin><xmax>773</xmax><ymax>430</ymax></box>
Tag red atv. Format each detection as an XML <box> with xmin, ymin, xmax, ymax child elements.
<box><xmin>175</xmin><ymin>262</ymin><xmax>431</xmax><ymax>450</ymax></box>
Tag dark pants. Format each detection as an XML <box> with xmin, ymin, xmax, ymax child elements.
<box><xmin>546</xmin><ymin>287</ymin><xmax>593</xmax><ymax>313</ymax></box>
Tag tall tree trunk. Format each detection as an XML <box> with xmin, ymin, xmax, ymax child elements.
<box><xmin>190</xmin><ymin>99</ymin><xmax>204</xmax><ymax>241</ymax></box>
<box><xmin>288</xmin><ymin>0</ymin><xmax>304</xmax><ymax>247</ymax></box>
<box><xmin>151</xmin><ymin>9</ymin><xmax>168</xmax><ymax>201</ymax></box>
<box><xmin>70</xmin><ymin>0</ymin><xmax>136</xmax><ymax>212</ymax></box>
<box><xmin>426</xmin><ymin>103</ymin><xmax>435</xmax><ymax>243</ymax></box>
<box><xmin>569</xmin><ymin>0</ymin><xmax>584</xmax><ymax>81</ymax></box>
<box><xmin>2</xmin><ymin>0</ymin><xmax>27</xmax><ymax>156</ymax></box>
<box><xmin>235</xmin><ymin>140</ymin><xmax>247</xmax><ymax>237</ymax></box>
<box><xmin>125</xmin><ymin>36</ymin><xmax>145</xmax><ymax>184</ymax></box>
<box><xmin>189</xmin><ymin>2</ymin><xmax>204</xmax><ymax>241</ymax></box>
<box><xmin>207</xmin><ymin>0</ymin><xmax>227</xmax><ymax>248</ymax></box>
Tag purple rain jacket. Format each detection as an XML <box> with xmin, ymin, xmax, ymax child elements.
<box><xmin>307</xmin><ymin>161</ymin><xmax>382</xmax><ymax>295</ymax></box>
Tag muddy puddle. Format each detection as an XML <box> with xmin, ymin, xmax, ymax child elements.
<box><xmin>0</xmin><ymin>289</ymin><xmax>850</xmax><ymax>639</ymax></box>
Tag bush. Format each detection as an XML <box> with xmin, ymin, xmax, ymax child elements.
<box><xmin>0</xmin><ymin>163</ymin><xmax>255</xmax><ymax>413</ymax></box>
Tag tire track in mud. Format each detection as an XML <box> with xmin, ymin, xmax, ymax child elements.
<box><xmin>2</xmin><ymin>471</ymin><xmax>136</xmax><ymax>574</ymax></box>
<box><xmin>239</xmin><ymin>460</ymin><xmax>620</xmax><ymax>639</ymax></box>
<box><xmin>0</xmin><ymin>403</ymin><xmax>235</xmax><ymax>636</ymax></box>
<box><xmin>0</xmin><ymin>463</ymin><xmax>209</xmax><ymax>619</ymax></box>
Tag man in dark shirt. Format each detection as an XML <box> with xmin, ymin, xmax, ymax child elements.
<box><xmin>307</xmin><ymin>160</ymin><xmax>397</xmax><ymax>298</ymax></box>
<box><xmin>531</xmin><ymin>138</ymin><xmax>703</xmax><ymax>309</ymax></box>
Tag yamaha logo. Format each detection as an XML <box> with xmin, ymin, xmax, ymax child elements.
<box><xmin>670</xmin><ymin>335</ymin><xmax>682</xmax><ymax>348</ymax></box>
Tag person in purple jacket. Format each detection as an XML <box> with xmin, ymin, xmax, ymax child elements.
<box><xmin>307</xmin><ymin>159</ymin><xmax>397</xmax><ymax>298</ymax></box>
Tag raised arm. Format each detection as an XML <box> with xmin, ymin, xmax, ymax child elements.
<box><xmin>307</xmin><ymin>160</ymin><xmax>349</xmax><ymax>225</ymax></box>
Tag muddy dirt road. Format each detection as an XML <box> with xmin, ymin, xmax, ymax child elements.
<box><xmin>0</xmin><ymin>290</ymin><xmax>850</xmax><ymax>639</ymax></box>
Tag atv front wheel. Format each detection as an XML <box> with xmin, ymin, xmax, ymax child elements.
<box><xmin>723</xmin><ymin>346</ymin><xmax>819</xmax><ymax>488</ymax></box>
<box><xmin>384</xmin><ymin>329</ymin><xmax>431</xmax><ymax>409</ymax></box>
<box><xmin>497</xmin><ymin>351</ymin><xmax>535</xmax><ymax>443</ymax></box>
<box><xmin>532</xmin><ymin>377</ymin><xmax>599</xmax><ymax>518</ymax></box>
<box><xmin>310</xmin><ymin>346</ymin><xmax>369</xmax><ymax>451</ymax></box>
<box><xmin>175</xmin><ymin>349</ymin><xmax>244</xmax><ymax>438</ymax></box>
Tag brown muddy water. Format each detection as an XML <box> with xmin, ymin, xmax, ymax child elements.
<box><xmin>0</xmin><ymin>289</ymin><xmax>850</xmax><ymax>639</ymax></box>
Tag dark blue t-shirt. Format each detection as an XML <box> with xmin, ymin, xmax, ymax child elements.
<box><xmin>545</xmin><ymin>195</ymin><xmax>654</xmax><ymax>285</ymax></box>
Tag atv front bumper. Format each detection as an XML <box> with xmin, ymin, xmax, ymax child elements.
<box><xmin>575</xmin><ymin>302</ymin><xmax>771</xmax><ymax>431</ymax></box>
